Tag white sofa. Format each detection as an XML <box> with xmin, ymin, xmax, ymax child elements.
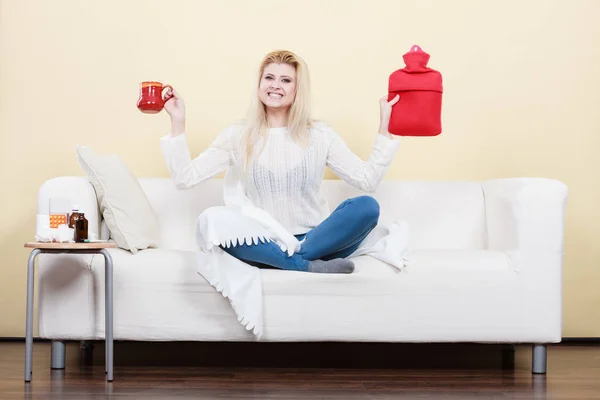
<box><xmin>34</xmin><ymin>176</ymin><xmax>568</xmax><ymax>374</ymax></box>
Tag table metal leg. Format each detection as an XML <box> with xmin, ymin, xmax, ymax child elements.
<box><xmin>25</xmin><ymin>247</ymin><xmax>115</xmax><ymax>382</ymax></box>
<box><xmin>100</xmin><ymin>249</ymin><xmax>114</xmax><ymax>382</ymax></box>
<box><xmin>25</xmin><ymin>249</ymin><xmax>41</xmax><ymax>382</ymax></box>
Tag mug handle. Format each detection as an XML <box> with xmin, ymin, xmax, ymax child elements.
<box><xmin>162</xmin><ymin>84</ymin><xmax>174</xmax><ymax>103</ymax></box>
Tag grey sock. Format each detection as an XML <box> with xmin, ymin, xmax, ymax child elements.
<box><xmin>308</xmin><ymin>258</ymin><xmax>355</xmax><ymax>274</ymax></box>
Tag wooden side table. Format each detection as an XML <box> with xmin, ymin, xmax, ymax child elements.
<box><xmin>23</xmin><ymin>242</ymin><xmax>117</xmax><ymax>382</ymax></box>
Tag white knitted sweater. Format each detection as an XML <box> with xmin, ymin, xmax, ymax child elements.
<box><xmin>160</xmin><ymin>121</ymin><xmax>401</xmax><ymax>235</ymax></box>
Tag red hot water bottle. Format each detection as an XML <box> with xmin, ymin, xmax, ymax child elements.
<box><xmin>387</xmin><ymin>45</ymin><xmax>443</xmax><ymax>136</ymax></box>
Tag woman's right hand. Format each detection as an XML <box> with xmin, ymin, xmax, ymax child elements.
<box><xmin>164</xmin><ymin>87</ymin><xmax>185</xmax><ymax>121</ymax></box>
<box><xmin>163</xmin><ymin>87</ymin><xmax>186</xmax><ymax>135</ymax></box>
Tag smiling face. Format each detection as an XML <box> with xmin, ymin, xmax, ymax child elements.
<box><xmin>258</xmin><ymin>62</ymin><xmax>297</xmax><ymax>112</ymax></box>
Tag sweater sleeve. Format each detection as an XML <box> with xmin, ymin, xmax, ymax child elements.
<box><xmin>159</xmin><ymin>126</ymin><xmax>236</xmax><ymax>189</ymax></box>
<box><xmin>325</xmin><ymin>126</ymin><xmax>401</xmax><ymax>192</ymax></box>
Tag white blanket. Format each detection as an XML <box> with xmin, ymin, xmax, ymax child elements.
<box><xmin>194</xmin><ymin>204</ymin><xmax>409</xmax><ymax>338</ymax></box>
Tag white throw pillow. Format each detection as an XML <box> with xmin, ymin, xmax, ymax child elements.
<box><xmin>76</xmin><ymin>145</ymin><xmax>160</xmax><ymax>253</ymax></box>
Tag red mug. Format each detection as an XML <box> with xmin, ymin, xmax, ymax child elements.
<box><xmin>137</xmin><ymin>81</ymin><xmax>173</xmax><ymax>114</ymax></box>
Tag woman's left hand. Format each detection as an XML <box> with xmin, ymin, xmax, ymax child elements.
<box><xmin>378</xmin><ymin>94</ymin><xmax>400</xmax><ymax>138</ymax></box>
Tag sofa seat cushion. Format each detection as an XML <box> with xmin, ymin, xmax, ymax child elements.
<box><xmin>104</xmin><ymin>247</ymin><xmax>514</xmax><ymax>299</ymax></box>
<box><xmin>105</xmin><ymin>248</ymin><xmax>402</xmax><ymax>296</ymax></box>
<box><xmin>40</xmin><ymin>247</ymin><xmax>544</xmax><ymax>342</ymax></box>
<box><xmin>403</xmin><ymin>249</ymin><xmax>514</xmax><ymax>272</ymax></box>
<box><xmin>107</xmin><ymin>247</ymin><xmax>207</xmax><ymax>291</ymax></box>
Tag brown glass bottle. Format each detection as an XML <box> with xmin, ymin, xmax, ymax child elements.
<box><xmin>68</xmin><ymin>207</ymin><xmax>80</xmax><ymax>228</ymax></box>
<box><xmin>74</xmin><ymin>213</ymin><xmax>88</xmax><ymax>242</ymax></box>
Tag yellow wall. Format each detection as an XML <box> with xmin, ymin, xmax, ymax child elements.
<box><xmin>1</xmin><ymin>0</ymin><xmax>599</xmax><ymax>337</ymax></box>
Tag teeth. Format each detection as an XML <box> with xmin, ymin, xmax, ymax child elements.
<box><xmin>269</xmin><ymin>93</ymin><xmax>283</xmax><ymax>99</ymax></box>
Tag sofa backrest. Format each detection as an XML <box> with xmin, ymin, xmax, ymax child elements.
<box><xmin>137</xmin><ymin>178</ymin><xmax>487</xmax><ymax>252</ymax></box>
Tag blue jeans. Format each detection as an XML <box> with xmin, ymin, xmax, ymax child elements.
<box><xmin>221</xmin><ymin>196</ymin><xmax>380</xmax><ymax>271</ymax></box>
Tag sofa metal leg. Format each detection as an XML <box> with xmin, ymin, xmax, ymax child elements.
<box><xmin>532</xmin><ymin>344</ymin><xmax>547</xmax><ymax>374</ymax></box>
<box><xmin>50</xmin><ymin>340</ymin><xmax>66</xmax><ymax>369</ymax></box>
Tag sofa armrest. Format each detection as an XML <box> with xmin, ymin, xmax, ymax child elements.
<box><xmin>483</xmin><ymin>177</ymin><xmax>568</xmax><ymax>254</ymax></box>
<box><xmin>37</xmin><ymin>176</ymin><xmax>101</xmax><ymax>238</ymax></box>
<box><xmin>483</xmin><ymin>178</ymin><xmax>567</xmax><ymax>339</ymax></box>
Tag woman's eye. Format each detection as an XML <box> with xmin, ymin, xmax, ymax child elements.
<box><xmin>282</xmin><ymin>79</ymin><xmax>291</xmax><ymax>83</ymax></box>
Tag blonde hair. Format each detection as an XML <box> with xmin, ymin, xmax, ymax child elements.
<box><xmin>240</xmin><ymin>50</ymin><xmax>313</xmax><ymax>171</ymax></box>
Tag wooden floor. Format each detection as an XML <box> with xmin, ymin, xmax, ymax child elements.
<box><xmin>1</xmin><ymin>341</ymin><xmax>599</xmax><ymax>399</ymax></box>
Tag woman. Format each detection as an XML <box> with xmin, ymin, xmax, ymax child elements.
<box><xmin>160</xmin><ymin>50</ymin><xmax>401</xmax><ymax>274</ymax></box>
